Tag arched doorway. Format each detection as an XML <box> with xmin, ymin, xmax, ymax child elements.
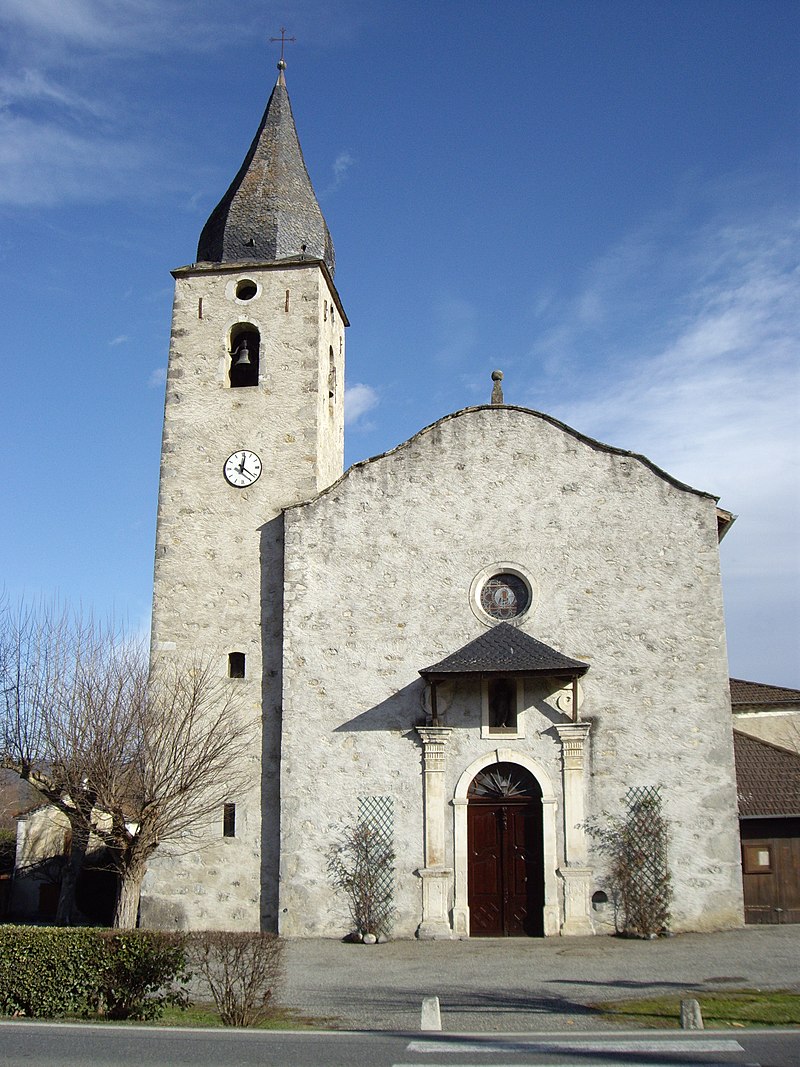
<box><xmin>467</xmin><ymin>762</ymin><xmax>544</xmax><ymax>936</ymax></box>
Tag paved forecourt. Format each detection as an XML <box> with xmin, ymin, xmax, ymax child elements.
<box><xmin>276</xmin><ymin>925</ymin><xmax>800</xmax><ymax>1031</ymax></box>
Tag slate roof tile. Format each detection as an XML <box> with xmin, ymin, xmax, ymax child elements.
<box><xmin>734</xmin><ymin>730</ymin><xmax>800</xmax><ymax>817</ymax></box>
<box><xmin>197</xmin><ymin>67</ymin><xmax>334</xmax><ymax>272</ymax></box>
<box><xmin>420</xmin><ymin>622</ymin><xmax>589</xmax><ymax>677</ymax></box>
<box><xmin>730</xmin><ymin>678</ymin><xmax>800</xmax><ymax>707</ymax></box>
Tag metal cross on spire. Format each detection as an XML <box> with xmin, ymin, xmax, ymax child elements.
<box><xmin>270</xmin><ymin>26</ymin><xmax>296</xmax><ymax>67</ymax></box>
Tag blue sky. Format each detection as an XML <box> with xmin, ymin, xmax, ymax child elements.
<box><xmin>0</xmin><ymin>0</ymin><xmax>797</xmax><ymax>685</ymax></box>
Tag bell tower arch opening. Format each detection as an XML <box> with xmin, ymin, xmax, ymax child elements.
<box><xmin>229</xmin><ymin>323</ymin><xmax>260</xmax><ymax>387</ymax></box>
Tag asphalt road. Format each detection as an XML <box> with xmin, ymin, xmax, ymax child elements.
<box><xmin>2</xmin><ymin>1023</ymin><xmax>800</xmax><ymax>1067</ymax></box>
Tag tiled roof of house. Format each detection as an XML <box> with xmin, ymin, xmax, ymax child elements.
<box><xmin>420</xmin><ymin>623</ymin><xmax>589</xmax><ymax>678</ymax></box>
<box><xmin>733</xmin><ymin>730</ymin><xmax>800</xmax><ymax>817</ymax></box>
<box><xmin>730</xmin><ymin>678</ymin><xmax>800</xmax><ymax>707</ymax></box>
<box><xmin>196</xmin><ymin>64</ymin><xmax>334</xmax><ymax>273</ymax></box>
<box><xmin>0</xmin><ymin>769</ymin><xmax>41</xmax><ymax>829</ymax></box>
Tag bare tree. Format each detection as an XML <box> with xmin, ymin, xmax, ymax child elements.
<box><xmin>1</xmin><ymin>599</ymin><xmax>255</xmax><ymax>928</ymax></box>
<box><xmin>94</xmin><ymin>655</ymin><xmax>255</xmax><ymax>928</ymax></box>
<box><xmin>0</xmin><ymin>599</ymin><xmax>122</xmax><ymax>923</ymax></box>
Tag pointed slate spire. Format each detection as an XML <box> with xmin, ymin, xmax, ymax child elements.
<box><xmin>197</xmin><ymin>60</ymin><xmax>335</xmax><ymax>274</ymax></box>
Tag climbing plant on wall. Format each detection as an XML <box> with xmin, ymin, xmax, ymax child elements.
<box><xmin>327</xmin><ymin>796</ymin><xmax>395</xmax><ymax>940</ymax></box>
<box><xmin>586</xmin><ymin>786</ymin><xmax>672</xmax><ymax>937</ymax></box>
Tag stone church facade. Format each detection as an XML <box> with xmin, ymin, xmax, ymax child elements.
<box><xmin>141</xmin><ymin>61</ymin><xmax>745</xmax><ymax>937</ymax></box>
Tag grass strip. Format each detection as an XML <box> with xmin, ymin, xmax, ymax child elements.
<box><xmin>591</xmin><ymin>989</ymin><xmax>800</xmax><ymax>1028</ymax></box>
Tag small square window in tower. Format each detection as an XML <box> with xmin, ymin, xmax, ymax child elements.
<box><xmin>228</xmin><ymin>652</ymin><xmax>246</xmax><ymax>678</ymax></box>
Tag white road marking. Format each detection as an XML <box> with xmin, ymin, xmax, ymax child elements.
<box><xmin>396</xmin><ymin>1063</ymin><xmax>751</xmax><ymax>1067</ymax></box>
<box><xmin>396</xmin><ymin>1063</ymin><xmax>753</xmax><ymax>1067</ymax></box>
<box><xmin>405</xmin><ymin>1037</ymin><xmax>745</xmax><ymax>1053</ymax></box>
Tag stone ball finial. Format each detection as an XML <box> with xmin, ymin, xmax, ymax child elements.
<box><xmin>491</xmin><ymin>369</ymin><xmax>504</xmax><ymax>381</ymax></box>
<box><xmin>490</xmin><ymin>369</ymin><xmax>505</xmax><ymax>406</ymax></box>
<box><xmin>278</xmin><ymin>59</ymin><xmax>287</xmax><ymax>71</ymax></box>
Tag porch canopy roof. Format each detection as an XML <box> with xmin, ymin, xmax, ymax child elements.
<box><xmin>419</xmin><ymin>622</ymin><xmax>589</xmax><ymax>682</ymax></box>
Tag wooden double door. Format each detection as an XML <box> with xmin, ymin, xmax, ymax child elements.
<box><xmin>467</xmin><ymin>763</ymin><xmax>544</xmax><ymax>936</ymax></box>
<box><xmin>741</xmin><ymin>818</ymin><xmax>800</xmax><ymax>925</ymax></box>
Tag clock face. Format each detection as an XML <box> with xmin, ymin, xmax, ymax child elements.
<box><xmin>223</xmin><ymin>450</ymin><xmax>262</xmax><ymax>488</ymax></box>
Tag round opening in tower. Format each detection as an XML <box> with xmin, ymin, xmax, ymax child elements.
<box><xmin>235</xmin><ymin>279</ymin><xmax>258</xmax><ymax>301</ymax></box>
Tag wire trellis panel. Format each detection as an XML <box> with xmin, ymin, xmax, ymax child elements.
<box><xmin>622</xmin><ymin>785</ymin><xmax>671</xmax><ymax>933</ymax></box>
<box><xmin>358</xmin><ymin>795</ymin><xmax>394</xmax><ymax>908</ymax></box>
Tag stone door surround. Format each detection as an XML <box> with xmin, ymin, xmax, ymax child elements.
<box><xmin>416</xmin><ymin>726</ymin><xmax>594</xmax><ymax>937</ymax></box>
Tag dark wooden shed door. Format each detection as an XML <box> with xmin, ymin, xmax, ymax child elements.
<box><xmin>467</xmin><ymin>763</ymin><xmax>544</xmax><ymax>936</ymax></box>
<box><xmin>741</xmin><ymin>818</ymin><xmax>800</xmax><ymax>925</ymax></box>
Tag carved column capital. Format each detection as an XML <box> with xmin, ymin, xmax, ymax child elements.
<box><xmin>416</xmin><ymin>726</ymin><xmax>452</xmax><ymax>771</ymax></box>
<box><xmin>555</xmin><ymin>721</ymin><xmax>591</xmax><ymax>771</ymax></box>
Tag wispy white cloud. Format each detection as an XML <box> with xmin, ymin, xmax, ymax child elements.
<box><xmin>0</xmin><ymin>0</ymin><xmax>215</xmax><ymax>52</ymax></box>
<box><xmin>331</xmin><ymin>150</ymin><xmax>354</xmax><ymax>187</ymax></box>
<box><xmin>109</xmin><ymin>335</ymin><xmax>130</xmax><ymax>347</ymax></box>
<box><xmin>345</xmin><ymin>382</ymin><xmax>379</xmax><ymax>427</ymax></box>
<box><xmin>0</xmin><ymin>0</ymin><xmax>123</xmax><ymax>47</ymax></box>
<box><xmin>523</xmin><ymin>196</ymin><xmax>800</xmax><ymax>682</ymax></box>
<box><xmin>0</xmin><ymin>1</ymin><xmax>253</xmax><ymax>206</ymax></box>
<box><xmin>320</xmin><ymin>151</ymin><xmax>355</xmax><ymax>197</ymax></box>
<box><xmin>540</xmin><ymin>214</ymin><xmax>799</xmax><ymax>520</ymax></box>
<box><xmin>0</xmin><ymin>68</ymin><xmax>108</xmax><ymax>116</ymax></box>
<box><xmin>148</xmin><ymin>366</ymin><xmax>167</xmax><ymax>388</ymax></box>
<box><xmin>0</xmin><ymin>111</ymin><xmax>150</xmax><ymax>205</ymax></box>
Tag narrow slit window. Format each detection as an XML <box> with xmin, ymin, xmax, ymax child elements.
<box><xmin>223</xmin><ymin>803</ymin><xmax>236</xmax><ymax>838</ymax></box>
<box><xmin>228</xmin><ymin>652</ymin><xmax>245</xmax><ymax>678</ymax></box>
<box><xmin>328</xmin><ymin>345</ymin><xmax>336</xmax><ymax>400</ymax></box>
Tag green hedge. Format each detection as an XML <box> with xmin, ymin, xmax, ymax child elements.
<box><xmin>0</xmin><ymin>926</ymin><xmax>188</xmax><ymax>1020</ymax></box>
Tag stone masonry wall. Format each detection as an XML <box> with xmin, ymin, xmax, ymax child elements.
<box><xmin>279</xmin><ymin>406</ymin><xmax>743</xmax><ymax>937</ymax></box>
<box><xmin>142</xmin><ymin>261</ymin><xmax>344</xmax><ymax>931</ymax></box>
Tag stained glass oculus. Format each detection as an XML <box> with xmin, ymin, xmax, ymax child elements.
<box><xmin>480</xmin><ymin>573</ymin><xmax>530</xmax><ymax>620</ymax></box>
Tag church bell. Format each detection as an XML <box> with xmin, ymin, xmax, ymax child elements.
<box><xmin>233</xmin><ymin>339</ymin><xmax>251</xmax><ymax>366</ymax></box>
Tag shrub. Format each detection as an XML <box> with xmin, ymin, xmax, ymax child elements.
<box><xmin>328</xmin><ymin>820</ymin><xmax>395</xmax><ymax>938</ymax></box>
<box><xmin>96</xmin><ymin>930</ymin><xmax>189</xmax><ymax>1020</ymax></box>
<box><xmin>0</xmin><ymin>926</ymin><xmax>188</xmax><ymax>1020</ymax></box>
<box><xmin>0</xmin><ymin>926</ymin><xmax>104</xmax><ymax>1017</ymax></box>
<box><xmin>188</xmin><ymin>931</ymin><xmax>284</xmax><ymax>1027</ymax></box>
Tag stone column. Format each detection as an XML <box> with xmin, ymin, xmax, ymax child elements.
<box><xmin>415</xmin><ymin>726</ymin><xmax>454</xmax><ymax>939</ymax></box>
<box><xmin>555</xmin><ymin>721</ymin><xmax>594</xmax><ymax>935</ymax></box>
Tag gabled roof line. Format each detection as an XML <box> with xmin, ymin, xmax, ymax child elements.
<box><xmin>285</xmin><ymin>404</ymin><xmax>722</xmax><ymax>515</ymax></box>
<box><xmin>731</xmin><ymin>677</ymin><xmax>800</xmax><ymax>706</ymax></box>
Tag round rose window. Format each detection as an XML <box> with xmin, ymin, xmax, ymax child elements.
<box><xmin>479</xmin><ymin>573</ymin><xmax>531</xmax><ymax>620</ymax></box>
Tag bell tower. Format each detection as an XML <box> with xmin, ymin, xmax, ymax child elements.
<box><xmin>144</xmin><ymin>57</ymin><xmax>347</xmax><ymax>930</ymax></box>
